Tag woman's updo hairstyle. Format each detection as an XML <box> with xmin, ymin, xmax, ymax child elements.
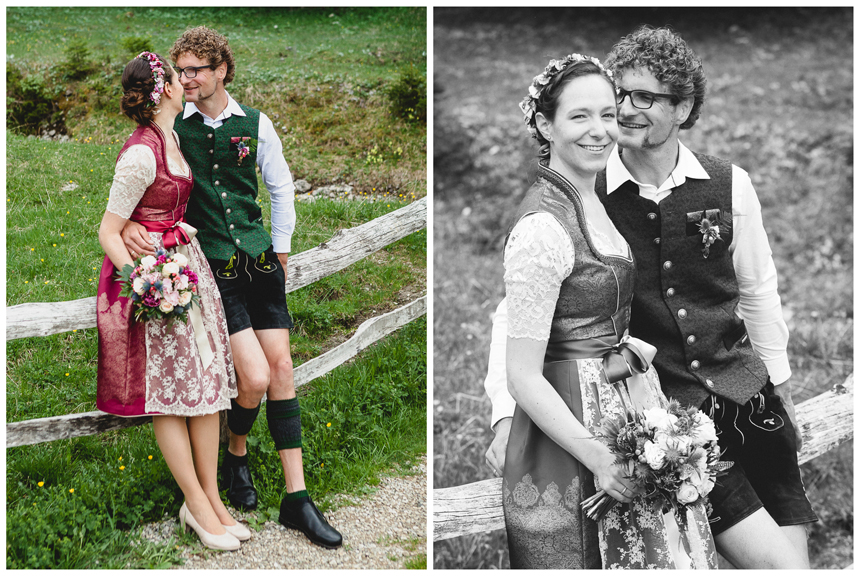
<box><xmin>519</xmin><ymin>55</ymin><xmax>615</xmax><ymax>160</ymax></box>
<box><xmin>120</xmin><ymin>52</ymin><xmax>174</xmax><ymax>125</ymax></box>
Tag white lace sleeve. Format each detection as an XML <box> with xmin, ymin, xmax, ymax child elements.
<box><xmin>504</xmin><ymin>212</ymin><xmax>576</xmax><ymax>341</ymax></box>
<box><xmin>105</xmin><ymin>145</ymin><xmax>156</xmax><ymax>219</ymax></box>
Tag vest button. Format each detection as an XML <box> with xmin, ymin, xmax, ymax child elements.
<box><xmin>229</xmin><ymin>224</ymin><xmax>235</xmax><ymax>230</ymax></box>
<box><xmin>678</xmin><ymin>309</ymin><xmax>687</xmax><ymax>319</ymax></box>
<box><xmin>209</xmin><ymin>149</ymin><xmax>214</xmax><ymax>154</ymax></box>
<box><xmin>214</xmin><ymin>164</ymin><xmax>219</xmax><ymax>170</ymax></box>
<box><xmin>647</xmin><ymin>212</ymin><xmax>657</xmax><ymax>220</ymax></box>
<box><xmin>653</xmin><ymin>237</ymin><xmax>661</xmax><ymax>245</ymax></box>
<box><xmin>221</xmin><ymin>192</ymin><xmax>227</xmax><ymax>199</ymax></box>
<box><xmin>207</xmin><ymin>133</ymin><xmax>213</xmax><ymax>139</ymax></box>
<box><xmin>235</xmin><ymin>238</ymin><xmax>241</xmax><ymax>245</ymax></box>
<box><xmin>690</xmin><ymin>360</ymin><xmax>700</xmax><ymax>370</ymax></box>
<box><xmin>226</xmin><ymin>208</ymin><xmax>232</xmax><ymax>214</ymax></box>
<box><xmin>706</xmin><ymin>379</ymin><xmax>715</xmax><ymax>388</ymax></box>
<box><xmin>666</xmin><ymin>288</ymin><xmax>675</xmax><ymax>297</ymax></box>
<box><xmin>663</xmin><ymin>261</ymin><xmax>672</xmax><ymax>270</ymax></box>
<box><xmin>214</xmin><ymin>180</ymin><xmax>220</xmax><ymax>186</ymax></box>
<box><xmin>686</xmin><ymin>335</ymin><xmax>696</xmax><ymax>345</ymax></box>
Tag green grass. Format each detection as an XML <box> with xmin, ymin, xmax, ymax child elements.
<box><xmin>434</xmin><ymin>7</ymin><xmax>852</xmax><ymax>570</ymax></box>
<box><xmin>7</xmin><ymin>6</ymin><xmax>427</xmax><ymax>198</ymax></box>
<box><xmin>6</xmin><ymin>8</ymin><xmax>426</xmax><ymax>565</ymax></box>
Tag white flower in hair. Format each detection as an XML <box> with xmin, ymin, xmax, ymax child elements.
<box><xmin>519</xmin><ymin>52</ymin><xmax>614</xmax><ymax>140</ymax></box>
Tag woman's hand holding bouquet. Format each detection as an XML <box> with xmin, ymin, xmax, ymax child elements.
<box><xmin>581</xmin><ymin>395</ymin><xmax>732</xmax><ymax>527</ymax></box>
<box><xmin>118</xmin><ymin>248</ymin><xmax>200</xmax><ymax>327</ymax></box>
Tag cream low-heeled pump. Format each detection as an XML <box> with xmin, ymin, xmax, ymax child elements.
<box><xmin>179</xmin><ymin>502</ymin><xmax>241</xmax><ymax>551</ymax></box>
<box><xmin>222</xmin><ymin>520</ymin><xmax>252</xmax><ymax>541</ymax></box>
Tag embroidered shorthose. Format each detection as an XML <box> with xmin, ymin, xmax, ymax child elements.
<box><xmin>207</xmin><ymin>246</ymin><xmax>294</xmax><ymax>335</ymax></box>
<box><xmin>701</xmin><ymin>381</ymin><xmax>818</xmax><ymax>535</ymax></box>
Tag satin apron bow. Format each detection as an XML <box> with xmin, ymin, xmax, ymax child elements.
<box><xmin>137</xmin><ymin>219</ymin><xmax>215</xmax><ymax>370</ymax></box>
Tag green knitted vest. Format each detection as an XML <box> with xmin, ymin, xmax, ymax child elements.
<box><xmin>175</xmin><ymin>104</ymin><xmax>272</xmax><ymax>260</ymax></box>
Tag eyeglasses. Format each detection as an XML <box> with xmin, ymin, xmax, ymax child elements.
<box><xmin>174</xmin><ymin>64</ymin><xmax>216</xmax><ymax>79</ymax></box>
<box><xmin>616</xmin><ymin>87</ymin><xmax>678</xmax><ymax>110</ymax></box>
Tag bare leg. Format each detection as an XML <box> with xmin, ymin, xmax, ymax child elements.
<box><xmin>256</xmin><ymin>328</ymin><xmax>306</xmax><ymax>493</ymax></box>
<box><xmin>714</xmin><ymin>508</ymin><xmax>809</xmax><ymax>569</ymax></box>
<box><xmin>227</xmin><ymin>328</ymin><xmax>271</xmax><ymax>457</ymax></box>
<box><xmin>781</xmin><ymin>524</ymin><xmax>811</xmax><ymax>567</ymax></box>
<box><xmin>152</xmin><ymin>415</ymin><xmax>226</xmax><ymax>535</ymax></box>
<box><xmin>187</xmin><ymin>412</ymin><xmax>237</xmax><ymax>526</ymax></box>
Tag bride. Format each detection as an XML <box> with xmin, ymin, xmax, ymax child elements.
<box><xmin>500</xmin><ymin>54</ymin><xmax>716</xmax><ymax>569</ymax></box>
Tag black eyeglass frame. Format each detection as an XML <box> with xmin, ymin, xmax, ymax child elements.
<box><xmin>615</xmin><ymin>87</ymin><xmax>679</xmax><ymax>110</ymax></box>
<box><xmin>174</xmin><ymin>64</ymin><xmax>216</xmax><ymax>79</ymax></box>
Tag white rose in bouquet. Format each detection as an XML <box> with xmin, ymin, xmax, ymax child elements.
<box><xmin>179</xmin><ymin>291</ymin><xmax>193</xmax><ymax>306</ymax></box>
<box><xmin>690</xmin><ymin>411</ymin><xmax>718</xmax><ymax>444</ymax></box>
<box><xmin>677</xmin><ymin>481</ymin><xmax>700</xmax><ymax>504</ymax></box>
<box><xmin>132</xmin><ymin>277</ymin><xmax>146</xmax><ymax>294</ymax></box>
<box><xmin>140</xmin><ymin>255</ymin><xmax>158</xmax><ymax>270</ymax></box>
<box><xmin>643</xmin><ymin>407</ymin><xmax>678</xmax><ymax>433</ymax></box>
<box><xmin>162</xmin><ymin>262</ymin><xmax>180</xmax><ymax>276</ymax></box>
<box><xmin>172</xmin><ymin>253</ymin><xmax>188</xmax><ymax>268</ymax></box>
<box><xmin>159</xmin><ymin>301</ymin><xmax>174</xmax><ymax>313</ymax></box>
<box><xmin>643</xmin><ymin>440</ymin><xmax>667</xmax><ymax>470</ymax></box>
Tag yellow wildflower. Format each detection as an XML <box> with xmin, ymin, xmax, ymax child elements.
<box><xmin>38</xmin><ymin>481</ymin><xmax>44</xmax><ymax>487</ymax></box>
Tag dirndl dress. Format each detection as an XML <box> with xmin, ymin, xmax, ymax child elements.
<box><xmin>501</xmin><ymin>164</ymin><xmax>716</xmax><ymax>569</ymax></box>
<box><xmin>96</xmin><ymin>122</ymin><xmax>237</xmax><ymax>417</ymax></box>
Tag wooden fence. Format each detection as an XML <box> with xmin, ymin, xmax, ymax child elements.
<box><xmin>434</xmin><ymin>371</ymin><xmax>853</xmax><ymax>542</ymax></box>
<box><xmin>7</xmin><ymin>198</ymin><xmax>427</xmax><ymax>448</ymax></box>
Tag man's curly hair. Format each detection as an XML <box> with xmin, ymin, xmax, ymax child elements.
<box><xmin>170</xmin><ymin>26</ymin><xmax>235</xmax><ymax>86</ymax></box>
<box><xmin>604</xmin><ymin>26</ymin><xmax>706</xmax><ymax>130</ymax></box>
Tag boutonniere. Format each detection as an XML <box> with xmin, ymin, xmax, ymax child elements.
<box><xmin>686</xmin><ymin>209</ymin><xmax>731</xmax><ymax>259</ymax></box>
<box><xmin>231</xmin><ymin>136</ymin><xmax>258</xmax><ymax>166</ymax></box>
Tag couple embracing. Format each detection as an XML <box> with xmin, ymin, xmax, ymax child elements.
<box><xmin>96</xmin><ymin>27</ymin><xmax>341</xmax><ymax>551</ymax></box>
<box><xmin>483</xmin><ymin>26</ymin><xmax>816</xmax><ymax>569</ymax></box>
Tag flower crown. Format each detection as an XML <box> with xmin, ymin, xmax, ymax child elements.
<box><xmin>518</xmin><ymin>53</ymin><xmax>613</xmax><ymax>139</ymax></box>
<box><xmin>137</xmin><ymin>51</ymin><xmax>166</xmax><ymax>108</ymax></box>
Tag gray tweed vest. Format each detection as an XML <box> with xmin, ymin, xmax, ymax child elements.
<box><xmin>597</xmin><ymin>152</ymin><xmax>769</xmax><ymax>409</ymax></box>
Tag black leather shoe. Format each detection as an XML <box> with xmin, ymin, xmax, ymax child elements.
<box><xmin>279</xmin><ymin>495</ymin><xmax>343</xmax><ymax>549</ymax></box>
<box><xmin>220</xmin><ymin>451</ymin><xmax>258</xmax><ymax>511</ymax></box>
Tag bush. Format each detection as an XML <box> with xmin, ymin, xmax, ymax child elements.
<box><xmin>60</xmin><ymin>39</ymin><xmax>96</xmax><ymax>80</ymax></box>
<box><xmin>6</xmin><ymin>63</ymin><xmax>62</xmax><ymax>133</ymax></box>
<box><xmin>120</xmin><ymin>36</ymin><xmax>154</xmax><ymax>60</ymax></box>
<box><xmin>385</xmin><ymin>65</ymin><xmax>426</xmax><ymax>124</ymax></box>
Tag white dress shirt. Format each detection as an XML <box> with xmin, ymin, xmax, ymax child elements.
<box><xmin>485</xmin><ymin>142</ymin><xmax>791</xmax><ymax>429</ymax></box>
<box><xmin>183</xmin><ymin>92</ymin><xmax>296</xmax><ymax>253</ymax></box>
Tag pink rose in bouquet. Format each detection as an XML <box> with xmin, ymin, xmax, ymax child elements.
<box><xmin>118</xmin><ymin>248</ymin><xmax>201</xmax><ymax>327</ymax></box>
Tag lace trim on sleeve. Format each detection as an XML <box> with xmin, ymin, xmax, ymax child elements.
<box><xmin>504</xmin><ymin>212</ymin><xmax>575</xmax><ymax>341</ymax></box>
<box><xmin>105</xmin><ymin>145</ymin><xmax>156</xmax><ymax>219</ymax></box>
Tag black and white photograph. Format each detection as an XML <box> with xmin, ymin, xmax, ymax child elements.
<box><xmin>433</xmin><ymin>7</ymin><xmax>852</xmax><ymax>569</ymax></box>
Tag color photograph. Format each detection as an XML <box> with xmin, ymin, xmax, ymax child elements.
<box><xmin>7</xmin><ymin>6</ymin><xmax>426</xmax><ymax>569</ymax></box>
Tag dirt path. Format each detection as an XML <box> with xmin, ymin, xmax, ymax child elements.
<box><xmin>133</xmin><ymin>457</ymin><xmax>426</xmax><ymax>569</ymax></box>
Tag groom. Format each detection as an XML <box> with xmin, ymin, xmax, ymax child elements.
<box><xmin>484</xmin><ymin>26</ymin><xmax>815</xmax><ymax>568</ymax></box>
<box><xmin>122</xmin><ymin>26</ymin><xmax>342</xmax><ymax>549</ymax></box>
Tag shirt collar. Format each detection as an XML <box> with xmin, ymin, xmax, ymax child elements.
<box><xmin>606</xmin><ymin>140</ymin><xmax>710</xmax><ymax>194</ymax></box>
<box><xmin>182</xmin><ymin>91</ymin><xmax>246</xmax><ymax>121</ymax></box>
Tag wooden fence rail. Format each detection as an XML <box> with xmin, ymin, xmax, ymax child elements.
<box><xmin>433</xmin><ymin>373</ymin><xmax>854</xmax><ymax>542</ymax></box>
<box><xmin>7</xmin><ymin>199</ymin><xmax>427</xmax><ymax>447</ymax></box>
<box><xmin>6</xmin><ymin>197</ymin><xmax>426</xmax><ymax>341</ymax></box>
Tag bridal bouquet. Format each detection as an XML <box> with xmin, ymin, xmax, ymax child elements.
<box><xmin>581</xmin><ymin>398</ymin><xmax>731</xmax><ymax>526</ymax></box>
<box><xmin>119</xmin><ymin>248</ymin><xmax>200</xmax><ymax>326</ymax></box>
